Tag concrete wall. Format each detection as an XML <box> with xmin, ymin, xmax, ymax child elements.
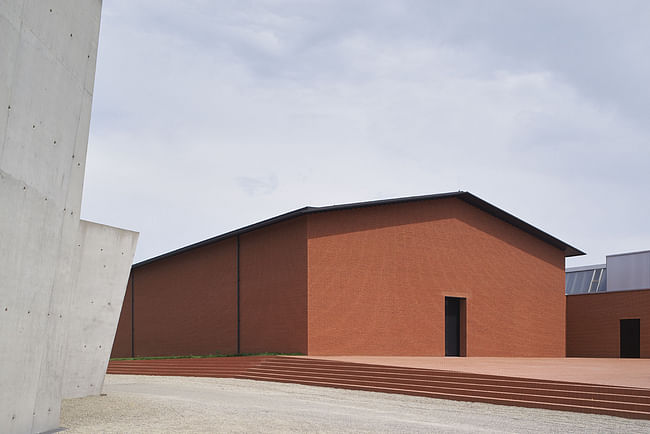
<box><xmin>307</xmin><ymin>198</ymin><xmax>567</xmax><ymax>356</ymax></box>
<box><xmin>0</xmin><ymin>1</ymin><xmax>103</xmax><ymax>432</ymax></box>
<box><xmin>62</xmin><ymin>220</ymin><xmax>138</xmax><ymax>399</ymax></box>
<box><xmin>566</xmin><ymin>289</ymin><xmax>650</xmax><ymax>358</ymax></box>
<box><xmin>111</xmin><ymin>274</ymin><xmax>134</xmax><ymax>358</ymax></box>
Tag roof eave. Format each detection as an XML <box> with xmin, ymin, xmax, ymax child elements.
<box><xmin>132</xmin><ymin>191</ymin><xmax>585</xmax><ymax>268</ymax></box>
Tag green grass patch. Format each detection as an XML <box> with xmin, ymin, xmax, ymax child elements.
<box><xmin>110</xmin><ymin>352</ymin><xmax>304</xmax><ymax>361</ymax></box>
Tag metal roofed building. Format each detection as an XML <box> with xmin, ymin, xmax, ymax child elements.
<box><xmin>112</xmin><ymin>191</ymin><xmax>583</xmax><ymax>359</ymax></box>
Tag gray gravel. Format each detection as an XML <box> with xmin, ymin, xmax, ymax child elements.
<box><xmin>60</xmin><ymin>374</ymin><xmax>650</xmax><ymax>433</ymax></box>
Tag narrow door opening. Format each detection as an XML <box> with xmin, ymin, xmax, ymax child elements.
<box><xmin>620</xmin><ymin>319</ymin><xmax>640</xmax><ymax>358</ymax></box>
<box><xmin>445</xmin><ymin>297</ymin><xmax>466</xmax><ymax>356</ymax></box>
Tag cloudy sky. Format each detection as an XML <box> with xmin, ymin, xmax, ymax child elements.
<box><xmin>80</xmin><ymin>0</ymin><xmax>650</xmax><ymax>266</ymax></box>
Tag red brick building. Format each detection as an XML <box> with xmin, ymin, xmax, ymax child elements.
<box><xmin>566</xmin><ymin>251</ymin><xmax>650</xmax><ymax>358</ymax></box>
<box><xmin>111</xmin><ymin>192</ymin><xmax>583</xmax><ymax>358</ymax></box>
<box><xmin>566</xmin><ymin>290</ymin><xmax>650</xmax><ymax>358</ymax></box>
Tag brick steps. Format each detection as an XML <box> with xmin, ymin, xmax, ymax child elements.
<box><xmin>247</xmin><ymin>359</ymin><xmax>650</xmax><ymax>396</ymax></box>
<box><xmin>244</xmin><ymin>370</ymin><xmax>650</xmax><ymax>406</ymax></box>
<box><xmin>107</xmin><ymin>356</ymin><xmax>650</xmax><ymax>420</ymax></box>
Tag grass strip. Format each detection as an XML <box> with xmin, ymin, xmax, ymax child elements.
<box><xmin>110</xmin><ymin>352</ymin><xmax>304</xmax><ymax>361</ymax></box>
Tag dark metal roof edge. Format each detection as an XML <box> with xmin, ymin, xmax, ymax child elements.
<box><xmin>132</xmin><ymin>192</ymin><xmax>464</xmax><ymax>268</ymax></box>
<box><xmin>132</xmin><ymin>191</ymin><xmax>584</xmax><ymax>268</ymax></box>
<box><xmin>456</xmin><ymin>193</ymin><xmax>585</xmax><ymax>257</ymax></box>
<box><xmin>606</xmin><ymin>249</ymin><xmax>650</xmax><ymax>258</ymax></box>
<box><xmin>132</xmin><ymin>206</ymin><xmax>314</xmax><ymax>268</ymax></box>
<box><xmin>305</xmin><ymin>191</ymin><xmax>464</xmax><ymax>214</ymax></box>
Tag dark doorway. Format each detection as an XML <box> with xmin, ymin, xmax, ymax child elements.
<box><xmin>445</xmin><ymin>297</ymin><xmax>465</xmax><ymax>356</ymax></box>
<box><xmin>620</xmin><ymin>319</ymin><xmax>640</xmax><ymax>358</ymax></box>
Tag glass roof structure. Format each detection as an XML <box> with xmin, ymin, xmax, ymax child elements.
<box><xmin>565</xmin><ymin>265</ymin><xmax>607</xmax><ymax>295</ymax></box>
<box><xmin>566</xmin><ymin>250</ymin><xmax>650</xmax><ymax>295</ymax></box>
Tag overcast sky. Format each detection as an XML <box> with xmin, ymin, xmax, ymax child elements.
<box><xmin>80</xmin><ymin>1</ymin><xmax>650</xmax><ymax>266</ymax></box>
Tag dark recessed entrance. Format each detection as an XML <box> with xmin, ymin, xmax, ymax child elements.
<box><xmin>620</xmin><ymin>319</ymin><xmax>640</xmax><ymax>358</ymax></box>
<box><xmin>445</xmin><ymin>297</ymin><xmax>465</xmax><ymax>357</ymax></box>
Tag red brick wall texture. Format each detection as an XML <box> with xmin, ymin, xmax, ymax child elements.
<box><xmin>130</xmin><ymin>238</ymin><xmax>238</xmax><ymax>357</ymax></box>
<box><xmin>307</xmin><ymin>199</ymin><xmax>565</xmax><ymax>356</ymax></box>
<box><xmin>566</xmin><ymin>289</ymin><xmax>650</xmax><ymax>358</ymax></box>
<box><xmin>239</xmin><ymin>218</ymin><xmax>308</xmax><ymax>354</ymax></box>
<box><xmin>111</xmin><ymin>197</ymin><xmax>568</xmax><ymax>358</ymax></box>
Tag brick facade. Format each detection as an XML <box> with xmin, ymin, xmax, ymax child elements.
<box><xmin>112</xmin><ymin>239</ymin><xmax>238</xmax><ymax>357</ymax></box>
<box><xmin>239</xmin><ymin>218</ymin><xmax>308</xmax><ymax>354</ymax></box>
<box><xmin>307</xmin><ymin>198</ymin><xmax>565</xmax><ymax>356</ymax></box>
<box><xmin>566</xmin><ymin>289</ymin><xmax>650</xmax><ymax>358</ymax></box>
<box><xmin>111</xmin><ymin>195</ymin><xmax>570</xmax><ymax>358</ymax></box>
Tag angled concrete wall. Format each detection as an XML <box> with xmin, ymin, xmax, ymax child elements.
<box><xmin>0</xmin><ymin>1</ymin><xmax>130</xmax><ymax>433</ymax></box>
<box><xmin>62</xmin><ymin>221</ymin><xmax>138</xmax><ymax>399</ymax></box>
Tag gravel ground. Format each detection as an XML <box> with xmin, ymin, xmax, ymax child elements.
<box><xmin>60</xmin><ymin>374</ymin><xmax>650</xmax><ymax>433</ymax></box>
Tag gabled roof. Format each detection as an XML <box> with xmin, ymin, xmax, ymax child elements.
<box><xmin>133</xmin><ymin>191</ymin><xmax>584</xmax><ymax>268</ymax></box>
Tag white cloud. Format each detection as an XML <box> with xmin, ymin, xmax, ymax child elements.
<box><xmin>82</xmin><ymin>1</ymin><xmax>650</xmax><ymax>264</ymax></box>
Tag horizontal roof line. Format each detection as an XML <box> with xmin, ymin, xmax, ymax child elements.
<box><xmin>567</xmin><ymin>287</ymin><xmax>650</xmax><ymax>297</ymax></box>
<box><xmin>606</xmin><ymin>249</ymin><xmax>650</xmax><ymax>258</ymax></box>
<box><xmin>566</xmin><ymin>264</ymin><xmax>607</xmax><ymax>272</ymax></box>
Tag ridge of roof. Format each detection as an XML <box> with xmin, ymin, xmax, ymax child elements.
<box><xmin>133</xmin><ymin>191</ymin><xmax>584</xmax><ymax>268</ymax></box>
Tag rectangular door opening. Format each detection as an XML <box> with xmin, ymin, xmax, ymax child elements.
<box><xmin>620</xmin><ymin>319</ymin><xmax>640</xmax><ymax>358</ymax></box>
<box><xmin>445</xmin><ymin>297</ymin><xmax>466</xmax><ymax>357</ymax></box>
